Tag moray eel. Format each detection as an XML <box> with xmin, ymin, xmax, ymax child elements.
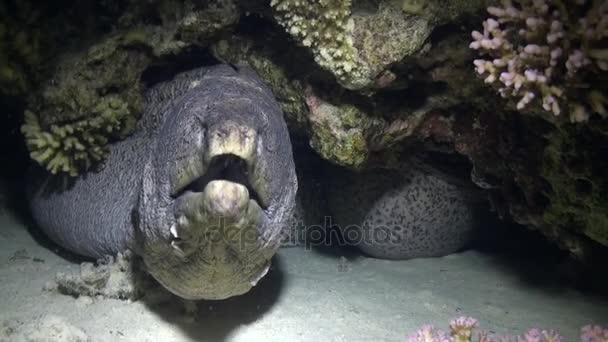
<box><xmin>28</xmin><ymin>65</ymin><xmax>298</xmax><ymax>300</ymax></box>
<box><xmin>327</xmin><ymin>163</ymin><xmax>479</xmax><ymax>259</ymax></box>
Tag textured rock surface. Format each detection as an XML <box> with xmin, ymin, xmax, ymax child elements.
<box><xmin>271</xmin><ymin>0</ymin><xmax>490</xmax><ymax>89</ymax></box>
<box><xmin>20</xmin><ymin>0</ymin><xmax>240</xmax><ymax>175</ymax></box>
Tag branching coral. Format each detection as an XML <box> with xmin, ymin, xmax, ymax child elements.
<box><xmin>21</xmin><ymin>97</ymin><xmax>131</xmax><ymax>176</ymax></box>
<box><xmin>270</xmin><ymin>0</ymin><xmax>366</xmax><ymax>88</ymax></box>
<box><xmin>21</xmin><ymin>32</ymin><xmax>146</xmax><ymax>176</ymax></box>
<box><xmin>470</xmin><ymin>0</ymin><xmax>608</xmax><ymax>123</ymax></box>
<box><xmin>407</xmin><ymin>316</ymin><xmax>607</xmax><ymax>341</ymax></box>
<box><xmin>271</xmin><ymin>0</ymin><xmax>490</xmax><ymax>90</ymax></box>
<box><xmin>20</xmin><ymin>0</ymin><xmax>240</xmax><ymax>176</ymax></box>
<box><xmin>449</xmin><ymin>317</ymin><xmax>479</xmax><ymax>342</ymax></box>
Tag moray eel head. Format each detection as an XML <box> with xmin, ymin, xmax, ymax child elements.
<box><xmin>136</xmin><ymin>68</ymin><xmax>297</xmax><ymax>300</ymax></box>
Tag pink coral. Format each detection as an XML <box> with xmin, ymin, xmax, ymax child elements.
<box><xmin>470</xmin><ymin>0</ymin><xmax>608</xmax><ymax>123</ymax></box>
<box><xmin>450</xmin><ymin>316</ymin><xmax>478</xmax><ymax>342</ymax></box>
<box><xmin>518</xmin><ymin>328</ymin><xmax>564</xmax><ymax>342</ymax></box>
<box><xmin>581</xmin><ymin>325</ymin><xmax>608</xmax><ymax>342</ymax></box>
<box><xmin>405</xmin><ymin>317</ymin><xmax>604</xmax><ymax>342</ymax></box>
<box><xmin>406</xmin><ymin>324</ymin><xmax>450</xmax><ymax>342</ymax></box>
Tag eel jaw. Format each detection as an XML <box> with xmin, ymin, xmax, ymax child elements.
<box><xmin>167</xmin><ymin>121</ymin><xmax>270</xmax><ymax>257</ymax></box>
<box><xmin>169</xmin><ymin>120</ymin><xmax>270</xmax><ymax>209</ymax></box>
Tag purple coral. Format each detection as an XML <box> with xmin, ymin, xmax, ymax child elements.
<box><xmin>519</xmin><ymin>328</ymin><xmax>564</xmax><ymax>342</ymax></box>
<box><xmin>581</xmin><ymin>324</ymin><xmax>608</xmax><ymax>342</ymax></box>
<box><xmin>450</xmin><ymin>316</ymin><xmax>478</xmax><ymax>341</ymax></box>
<box><xmin>470</xmin><ymin>0</ymin><xmax>608</xmax><ymax>123</ymax></box>
<box><xmin>406</xmin><ymin>324</ymin><xmax>450</xmax><ymax>342</ymax></box>
<box><xmin>405</xmin><ymin>317</ymin><xmax>606</xmax><ymax>342</ymax></box>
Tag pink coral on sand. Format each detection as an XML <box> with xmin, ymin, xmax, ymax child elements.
<box><xmin>405</xmin><ymin>317</ymin><xmax>606</xmax><ymax>342</ymax></box>
<box><xmin>406</xmin><ymin>324</ymin><xmax>450</xmax><ymax>342</ymax></box>
<box><xmin>450</xmin><ymin>316</ymin><xmax>478</xmax><ymax>342</ymax></box>
<box><xmin>519</xmin><ymin>328</ymin><xmax>564</xmax><ymax>342</ymax></box>
<box><xmin>581</xmin><ymin>325</ymin><xmax>608</xmax><ymax>342</ymax></box>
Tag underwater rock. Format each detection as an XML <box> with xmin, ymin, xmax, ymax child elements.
<box><xmin>20</xmin><ymin>32</ymin><xmax>148</xmax><ymax>175</ymax></box>
<box><xmin>208</xmin><ymin>2</ymin><xmax>608</xmax><ymax>257</ymax></box>
<box><xmin>305</xmin><ymin>93</ymin><xmax>372</xmax><ymax>167</ymax></box>
<box><xmin>271</xmin><ymin>0</ymin><xmax>489</xmax><ymax>89</ymax></box>
<box><xmin>540</xmin><ymin>125</ymin><xmax>608</xmax><ymax>248</ymax></box>
<box><xmin>413</xmin><ymin>95</ymin><xmax>608</xmax><ymax>259</ymax></box>
<box><xmin>270</xmin><ymin>0</ymin><xmax>362</xmax><ymax>89</ymax></box>
<box><xmin>212</xmin><ymin>34</ymin><xmax>423</xmax><ymax>168</ymax></box>
<box><xmin>0</xmin><ymin>1</ymin><xmax>78</xmax><ymax>97</ymax></box>
<box><xmin>21</xmin><ymin>0</ymin><xmax>240</xmax><ymax>176</ymax></box>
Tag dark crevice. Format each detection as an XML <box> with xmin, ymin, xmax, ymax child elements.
<box><xmin>140</xmin><ymin>48</ymin><xmax>221</xmax><ymax>87</ymax></box>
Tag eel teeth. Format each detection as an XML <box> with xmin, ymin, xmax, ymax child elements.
<box><xmin>171</xmin><ymin>240</ymin><xmax>185</xmax><ymax>258</ymax></box>
<box><xmin>170</xmin><ymin>224</ymin><xmax>179</xmax><ymax>239</ymax></box>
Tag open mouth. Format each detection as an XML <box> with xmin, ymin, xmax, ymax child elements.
<box><xmin>170</xmin><ymin>154</ymin><xmax>266</xmax><ymax>209</ymax></box>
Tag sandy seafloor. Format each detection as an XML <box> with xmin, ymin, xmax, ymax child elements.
<box><xmin>1</xmin><ymin>205</ymin><xmax>607</xmax><ymax>342</ymax></box>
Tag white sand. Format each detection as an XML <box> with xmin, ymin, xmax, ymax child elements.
<box><xmin>1</xmin><ymin>207</ymin><xmax>607</xmax><ymax>342</ymax></box>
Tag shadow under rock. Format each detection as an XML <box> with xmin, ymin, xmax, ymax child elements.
<box><xmin>471</xmin><ymin>219</ymin><xmax>608</xmax><ymax>298</ymax></box>
<box><xmin>142</xmin><ymin>254</ymin><xmax>286</xmax><ymax>341</ymax></box>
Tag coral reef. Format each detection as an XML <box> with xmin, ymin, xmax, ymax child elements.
<box><xmin>541</xmin><ymin>125</ymin><xmax>608</xmax><ymax>247</ymax></box>
<box><xmin>21</xmin><ymin>100</ymin><xmax>132</xmax><ymax>176</ymax></box>
<box><xmin>0</xmin><ymin>0</ymin><xmax>130</xmax><ymax>98</ymax></box>
<box><xmin>463</xmin><ymin>0</ymin><xmax>608</xmax><ymax>251</ymax></box>
<box><xmin>407</xmin><ymin>316</ymin><xmax>608</xmax><ymax>342</ymax></box>
<box><xmin>272</xmin><ymin>0</ymin><xmax>489</xmax><ymax>89</ymax></box>
<box><xmin>270</xmin><ymin>0</ymin><xmax>364</xmax><ymax>88</ymax></box>
<box><xmin>212</xmin><ymin>33</ymin><xmax>428</xmax><ymax>168</ymax></box>
<box><xmin>3</xmin><ymin>0</ymin><xmax>607</xmax><ymax>259</ymax></box>
<box><xmin>303</xmin><ymin>87</ymin><xmax>428</xmax><ymax>168</ymax></box>
<box><xmin>20</xmin><ymin>0</ymin><xmax>240</xmax><ymax>176</ymax></box>
<box><xmin>470</xmin><ymin>0</ymin><xmax>608</xmax><ymax>122</ymax></box>
<box><xmin>0</xmin><ymin>2</ymin><xmax>56</xmax><ymax>96</ymax></box>
<box><xmin>412</xmin><ymin>91</ymin><xmax>608</xmax><ymax>256</ymax></box>
<box><xmin>304</xmin><ymin>92</ymin><xmax>370</xmax><ymax>167</ymax></box>
<box><xmin>21</xmin><ymin>30</ymin><xmax>150</xmax><ymax>175</ymax></box>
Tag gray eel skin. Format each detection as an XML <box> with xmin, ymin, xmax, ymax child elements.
<box><xmin>28</xmin><ymin>65</ymin><xmax>298</xmax><ymax>300</ymax></box>
<box><xmin>327</xmin><ymin>162</ymin><xmax>480</xmax><ymax>260</ymax></box>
